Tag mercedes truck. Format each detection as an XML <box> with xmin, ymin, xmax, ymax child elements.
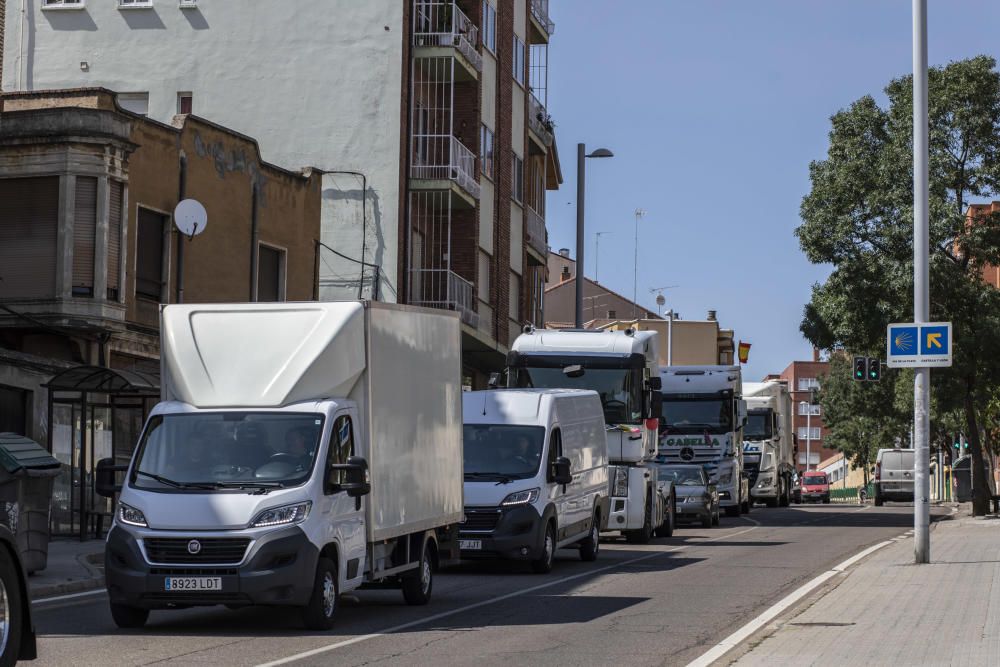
<box><xmin>743</xmin><ymin>380</ymin><xmax>795</xmax><ymax>507</ymax></box>
<box><xmin>505</xmin><ymin>328</ymin><xmax>674</xmax><ymax>544</ymax></box>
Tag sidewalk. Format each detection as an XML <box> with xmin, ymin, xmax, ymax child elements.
<box><xmin>27</xmin><ymin>538</ymin><xmax>105</xmax><ymax>600</ymax></box>
<box><xmin>732</xmin><ymin>508</ymin><xmax>1000</xmax><ymax>666</ymax></box>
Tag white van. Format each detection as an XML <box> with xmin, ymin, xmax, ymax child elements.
<box><xmin>461</xmin><ymin>389</ymin><xmax>610</xmax><ymax>573</ymax></box>
<box><xmin>874</xmin><ymin>448</ymin><xmax>915</xmax><ymax>505</ymax></box>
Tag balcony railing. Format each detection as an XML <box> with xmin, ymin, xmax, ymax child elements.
<box><xmin>528</xmin><ymin>93</ymin><xmax>554</xmax><ymax>148</ymax></box>
<box><xmin>530</xmin><ymin>0</ymin><xmax>555</xmax><ymax>36</ymax></box>
<box><xmin>409</xmin><ymin>268</ymin><xmax>479</xmax><ymax>328</ymax></box>
<box><xmin>413</xmin><ymin>1</ymin><xmax>482</xmax><ymax>72</ymax></box>
<box><xmin>411</xmin><ymin>134</ymin><xmax>481</xmax><ymax>200</ymax></box>
<box><xmin>526</xmin><ymin>206</ymin><xmax>547</xmax><ymax>256</ymax></box>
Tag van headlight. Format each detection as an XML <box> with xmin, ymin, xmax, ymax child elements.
<box><xmin>611</xmin><ymin>467</ymin><xmax>629</xmax><ymax>497</ymax></box>
<box><xmin>501</xmin><ymin>488</ymin><xmax>540</xmax><ymax>506</ymax></box>
<box><xmin>251</xmin><ymin>501</ymin><xmax>312</xmax><ymax>528</ymax></box>
<box><xmin>118</xmin><ymin>502</ymin><xmax>147</xmax><ymax>527</ymax></box>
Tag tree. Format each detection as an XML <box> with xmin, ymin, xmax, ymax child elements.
<box><xmin>798</xmin><ymin>56</ymin><xmax>1000</xmax><ymax>515</ymax></box>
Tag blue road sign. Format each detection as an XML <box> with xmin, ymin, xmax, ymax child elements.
<box><xmin>887</xmin><ymin>322</ymin><xmax>952</xmax><ymax>368</ymax></box>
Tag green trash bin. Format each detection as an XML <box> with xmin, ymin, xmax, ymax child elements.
<box><xmin>0</xmin><ymin>433</ymin><xmax>61</xmax><ymax>574</ymax></box>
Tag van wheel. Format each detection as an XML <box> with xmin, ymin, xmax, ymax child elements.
<box><xmin>0</xmin><ymin>550</ymin><xmax>25</xmax><ymax>664</ymax></box>
<box><xmin>625</xmin><ymin>497</ymin><xmax>653</xmax><ymax>544</ymax></box>
<box><xmin>874</xmin><ymin>490</ymin><xmax>884</xmax><ymax>506</ymax></box>
<box><xmin>110</xmin><ymin>602</ymin><xmax>149</xmax><ymax>629</ymax></box>
<box><xmin>402</xmin><ymin>543</ymin><xmax>434</xmax><ymax>605</ymax></box>
<box><xmin>579</xmin><ymin>513</ymin><xmax>601</xmax><ymax>562</ymax></box>
<box><xmin>532</xmin><ymin>522</ymin><xmax>556</xmax><ymax>573</ymax></box>
<box><xmin>302</xmin><ymin>557</ymin><xmax>338</xmax><ymax>630</ymax></box>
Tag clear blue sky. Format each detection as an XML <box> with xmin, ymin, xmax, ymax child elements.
<box><xmin>544</xmin><ymin>0</ymin><xmax>1000</xmax><ymax>380</ymax></box>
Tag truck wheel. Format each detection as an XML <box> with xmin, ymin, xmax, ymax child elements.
<box><xmin>780</xmin><ymin>482</ymin><xmax>790</xmax><ymax>507</ymax></box>
<box><xmin>0</xmin><ymin>549</ymin><xmax>25</xmax><ymax>664</ymax></box>
<box><xmin>531</xmin><ymin>522</ymin><xmax>556</xmax><ymax>574</ymax></box>
<box><xmin>302</xmin><ymin>557</ymin><xmax>338</xmax><ymax>630</ymax></box>
<box><xmin>579</xmin><ymin>512</ymin><xmax>601</xmax><ymax>562</ymax></box>
<box><xmin>109</xmin><ymin>602</ymin><xmax>149</xmax><ymax>629</ymax></box>
<box><xmin>712</xmin><ymin>507</ymin><xmax>720</xmax><ymax>526</ymax></box>
<box><xmin>625</xmin><ymin>498</ymin><xmax>653</xmax><ymax>544</ymax></box>
<box><xmin>741</xmin><ymin>495</ymin><xmax>751</xmax><ymax>514</ymax></box>
<box><xmin>402</xmin><ymin>543</ymin><xmax>434</xmax><ymax>605</ymax></box>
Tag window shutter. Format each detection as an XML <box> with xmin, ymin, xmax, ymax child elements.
<box><xmin>107</xmin><ymin>181</ymin><xmax>124</xmax><ymax>300</ymax></box>
<box><xmin>0</xmin><ymin>177</ymin><xmax>59</xmax><ymax>299</ymax></box>
<box><xmin>73</xmin><ymin>176</ymin><xmax>98</xmax><ymax>297</ymax></box>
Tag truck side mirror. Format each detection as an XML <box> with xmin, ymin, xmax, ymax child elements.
<box><xmin>329</xmin><ymin>456</ymin><xmax>371</xmax><ymax>498</ymax></box>
<box><xmin>647</xmin><ymin>389</ymin><xmax>663</xmax><ymax>420</ymax></box>
<box><xmin>647</xmin><ymin>376</ymin><xmax>662</xmax><ymax>391</ymax></box>
<box><xmin>488</xmin><ymin>372</ymin><xmax>501</xmax><ymax>389</ymax></box>
<box><xmin>551</xmin><ymin>457</ymin><xmax>572</xmax><ymax>486</ymax></box>
<box><xmin>95</xmin><ymin>457</ymin><xmax>124</xmax><ymax>498</ymax></box>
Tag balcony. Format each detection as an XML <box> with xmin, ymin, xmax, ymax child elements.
<box><xmin>528</xmin><ymin>93</ymin><xmax>554</xmax><ymax>152</ymax></box>
<box><xmin>526</xmin><ymin>206</ymin><xmax>547</xmax><ymax>259</ymax></box>
<box><xmin>413</xmin><ymin>1</ymin><xmax>482</xmax><ymax>76</ymax></box>
<box><xmin>409</xmin><ymin>269</ymin><xmax>479</xmax><ymax>328</ymax></box>
<box><xmin>529</xmin><ymin>0</ymin><xmax>554</xmax><ymax>42</ymax></box>
<box><xmin>411</xmin><ymin>134</ymin><xmax>480</xmax><ymax>202</ymax></box>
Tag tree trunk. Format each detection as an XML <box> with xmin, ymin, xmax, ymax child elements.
<box><xmin>964</xmin><ymin>387</ymin><xmax>992</xmax><ymax>515</ymax></box>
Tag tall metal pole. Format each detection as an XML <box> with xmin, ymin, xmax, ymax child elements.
<box><xmin>806</xmin><ymin>408</ymin><xmax>812</xmax><ymax>472</ymax></box>
<box><xmin>667</xmin><ymin>309</ymin><xmax>674</xmax><ymax>366</ymax></box>
<box><xmin>575</xmin><ymin>143</ymin><xmax>586</xmax><ymax>328</ymax></box>
<box><xmin>632</xmin><ymin>208</ymin><xmax>645</xmax><ymax>320</ymax></box>
<box><xmin>913</xmin><ymin>0</ymin><xmax>931</xmax><ymax>564</ymax></box>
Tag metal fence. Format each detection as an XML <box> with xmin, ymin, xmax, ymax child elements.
<box><xmin>408</xmin><ymin>268</ymin><xmax>478</xmax><ymax>328</ymax></box>
<box><xmin>413</xmin><ymin>1</ymin><xmax>482</xmax><ymax>71</ymax></box>
<box><xmin>530</xmin><ymin>0</ymin><xmax>555</xmax><ymax>35</ymax></box>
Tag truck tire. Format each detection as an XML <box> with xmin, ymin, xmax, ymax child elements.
<box><xmin>402</xmin><ymin>543</ymin><xmax>434</xmax><ymax>605</ymax></box>
<box><xmin>0</xmin><ymin>550</ymin><xmax>25</xmax><ymax>665</ymax></box>
<box><xmin>654</xmin><ymin>494</ymin><xmax>674</xmax><ymax>538</ymax></box>
<box><xmin>302</xmin><ymin>557</ymin><xmax>338</xmax><ymax>630</ymax></box>
<box><xmin>531</xmin><ymin>522</ymin><xmax>556</xmax><ymax>574</ymax></box>
<box><xmin>109</xmin><ymin>602</ymin><xmax>149</xmax><ymax>629</ymax></box>
<box><xmin>780</xmin><ymin>480</ymin><xmax>790</xmax><ymax>507</ymax></box>
<box><xmin>741</xmin><ymin>495</ymin><xmax>751</xmax><ymax>514</ymax></box>
<box><xmin>625</xmin><ymin>497</ymin><xmax>653</xmax><ymax>545</ymax></box>
<box><xmin>579</xmin><ymin>511</ymin><xmax>601</xmax><ymax>562</ymax></box>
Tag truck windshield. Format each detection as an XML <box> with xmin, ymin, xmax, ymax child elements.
<box><xmin>661</xmin><ymin>397</ymin><xmax>733</xmax><ymax>433</ymax></box>
<box><xmin>514</xmin><ymin>367</ymin><xmax>643</xmax><ymax>425</ymax></box>
<box><xmin>131</xmin><ymin>412</ymin><xmax>325</xmax><ymax>491</ymax></box>
<box><xmin>464</xmin><ymin>425</ymin><xmax>545</xmax><ymax>480</ymax></box>
<box><xmin>744</xmin><ymin>410</ymin><xmax>772</xmax><ymax>441</ymax></box>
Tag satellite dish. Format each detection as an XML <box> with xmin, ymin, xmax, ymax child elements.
<box><xmin>656</xmin><ymin>294</ymin><xmax>666</xmax><ymax>307</ymax></box>
<box><xmin>173</xmin><ymin>199</ymin><xmax>208</xmax><ymax>238</ymax></box>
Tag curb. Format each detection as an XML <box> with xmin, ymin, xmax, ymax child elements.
<box><xmin>29</xmin><ymin>550</ymin><xmax>105</xmax><ymax>602</ymax></box>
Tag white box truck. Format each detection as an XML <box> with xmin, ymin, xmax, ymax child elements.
<box><xmin>505</xmin><ymin>329</ymin><xmax>674</xmax><ymax>544</ymax></box>
<box><xmin>96</xmin><ymin>301</ymin><xmax>463</xmax><ymax>630</ymax></box>
<box><xmin>461</xmin><ymin>389</ymin><xmax>610</xmax><ymax>572</ymax></box>
<box><xmin>743</xmin><ymin>380</ymin><xmax>795</xmax><ymax>507</ymax></box>
<box><xmin>659</xmin><ymin>366</ymin><xmax>749</xmax><ymax>517</ymax></box>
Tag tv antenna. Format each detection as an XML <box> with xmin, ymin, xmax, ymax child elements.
<box><xmin>649</xmin><ymin>285</ymin><xmax>679</xmax><ymax>312</ymax></box>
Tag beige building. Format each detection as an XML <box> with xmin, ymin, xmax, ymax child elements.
<box><xmin>603</xmin><ymin>314</ymin><xmax>735</xmax><ymax>366</ymax></box>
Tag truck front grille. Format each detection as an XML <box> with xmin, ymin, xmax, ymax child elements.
<box><xmin>143</xmin><ymin>538</ymin><xmax>250</xmax><ymax>565</ymax></box>
<box><xmin>460</xmin><ymin>507</ymin><xmax>502</xmax><ymax>533</ymax></box>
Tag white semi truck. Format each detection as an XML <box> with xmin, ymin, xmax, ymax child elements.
<box><xmin>658</xmin><ymin>366</ymin><xmax>749</xmax><ymax>517</ymax></box>
<box><xmin>506</xmin><ymin>328</ymin><xmax>674</xmax><ymax>544</ymax></box>
<box><xmin>97</xmin><ymin>301</ymin><xmax>464</xmax><ymax>630</ymax></box>
<box><xmin>743</xmin><ymin>380</ymin><xmax>796</xmax><ymax>507</ymax></box>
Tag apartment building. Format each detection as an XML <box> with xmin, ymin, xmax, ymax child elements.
<box><xmin>0</xmin><ymin>88</ymin><xmax>321</xmax><ymax>536</ymax></box>
<box><xmin>966</xmin><ymin>202</ymin><xmax>1000</xmax><ymax>288</ymax></box>
<box><xmin>775</xmin><ymin>352</ymin><xmax>833</xmax><ymax>471</ymax></box>
<box><xmin>604</xmin><ymin>314</ymin><xmax>736</xmax><ymax>367</ymax></box>
<box><xmin>3</xmin><ymin>0</ymin><xmax>562</xmax><ymax>386</ymax></box>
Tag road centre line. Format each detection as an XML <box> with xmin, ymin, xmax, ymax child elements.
<box><xmin>257</xmin><ymin>520</ymin><xmax>761</xmax><ymax>667</ymax></box>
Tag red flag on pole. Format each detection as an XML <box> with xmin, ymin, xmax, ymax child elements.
<box><xmin>738</xmin><ymin>341</ymin><xmax>751</xmax><ymax>364</ymax></box>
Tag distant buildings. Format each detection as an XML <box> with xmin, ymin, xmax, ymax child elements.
<box><xmin>767</xmin><ymin>351</ymin><xmax>833</xmax><ymax>472</ymax></box>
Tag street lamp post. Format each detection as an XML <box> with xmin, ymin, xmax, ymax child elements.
<box><xmin>632</xmin><ymin>208</ymin><xmax>646</xmax><ymax>320</ymax></box>
<box><xmin>574</xmin><ymin>143</ymin><xmax>614</xmax><ymax>328</ymax></box>
<box><xmin>799</xmin><ymin>400</ymin><xmax>811</xmax><ymax>472</ymax></box>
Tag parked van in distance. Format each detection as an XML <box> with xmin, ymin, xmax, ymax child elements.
<box><xmin>461</xmin><ymin>389</ymin><xmax>610</xmax><ymax>573</ymax></box>
<box><xmin>798</xmin><ymin>471</ymin><xmax>831</xmax><ymax>504</ymax></box>
<box><xmin>874</xmin><ymin>448</ymin><xmax>915</xmax><ymax>505</ymax></box>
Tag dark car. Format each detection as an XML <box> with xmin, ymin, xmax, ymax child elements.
<box><xmin>0</xmin><ymin>524</ymin><xmax>37</xmax><ymax>665</ymax></box>
<box><xmin>656</xmin><ymin>464</ymin><xmax>719</xmax><ymax>528</ymax></box>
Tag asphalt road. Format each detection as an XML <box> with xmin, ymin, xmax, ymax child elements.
<box><xmin>31</xmin><ymin>504</ymin><xmax>944</xmax><ymax>666</ymax></box>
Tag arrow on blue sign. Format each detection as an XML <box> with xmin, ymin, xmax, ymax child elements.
<box><xmin>920</xmin><ymin>325</ymin><xmax>949</xmax><ymax>355</ymax></box>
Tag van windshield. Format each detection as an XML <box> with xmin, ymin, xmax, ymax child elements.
<box><xmin>463</xmin><ymin>425</ymin><xmax>545</xmax><ymax>480</ymax></box>
<box><xmin>131</xmin><ymin>412</ymin><xmax>324</xmax><ymax>491</ymax></box>
<box><xmin>803</xmin><ymin>475</ymin><xmax>827</xmax><ymax>485</ymax></box>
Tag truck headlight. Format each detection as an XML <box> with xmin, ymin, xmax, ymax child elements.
<box><xmin>501</xmin><ymin>488</ymin><xmax>540</xmax><ymax>506</ymax></box>
<box><xmin>757</xmin><ymin>475</ymin><xmax>773</xmax><ymax>487</ymax></box>
<box><xmin>118</xmin><ymin>502</ymin><xmax>147</xmax><ymax>527</ymax></box>
<box><xmin>611</xmin><ymin>467</ymin><xmax>629</xmax><ymax>497</ymax></box>
<box><xmin>718</xmin><ymin>471</ymin><xmax>733</xmax><ymax>485</ymax></box>
<box><xmin>251</xmin><ymin>501</ymin><xmax>312</xmax><ymax>528</ymax></box>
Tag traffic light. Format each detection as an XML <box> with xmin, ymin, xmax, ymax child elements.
<box><xmin>867</xmin><ymin>357</ymin><xmax>881</xmax><ymax>382</ymax></box>
<box><xmin>853</xmin><ymin>356</ymin><xmax>867</xmax><ymax>381</ymax></box>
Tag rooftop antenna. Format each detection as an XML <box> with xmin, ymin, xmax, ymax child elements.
<box><xmin>649</xmin><ymin>285</ymin><xmax>679</xmax><ymax>316</ymax></box>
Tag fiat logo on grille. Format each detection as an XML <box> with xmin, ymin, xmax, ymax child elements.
<box><xmin>187</xmin><ymin>539</ymin><xmax>202</xmax><ymax>555</ymax></box>
<box><xmin>679</xmin><ymin>447</ymin><xmax>695</xmax><ymax>462</ymax></box>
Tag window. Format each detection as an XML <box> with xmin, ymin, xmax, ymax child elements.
<box><xmin>72</xmin><ymin>176</ymin><xmax>97</xmax><ymax>297</ymax></box>
<box><xmin>607</xmin><ymin>310</ymin><xmax>616</xmax><ymax>319</ymax></box>
<box><xmin>797</xmin><ymin>427</ymin><xmax>821</xmax><ymax>441</ymax></box>
<box><xmin>107</xmin><ymin>181</ymin><xmax>124</xmax><ymax>301</ymax></box>
<box><xmin>177</xmin><ymin>92</ymin><xmax>193</xmax><ymax>115</ymax></box>
<box><xmin>480</xmin><ymin>124</ymin><xmax>495</xmax><ymax>180</ymax></box>
<box><xmin>118</xmin><ymin>0</ymin><xmax>153</xmax><ymax>7</ymax></box>
<box><xmin>42</xmin><ymin>0</ymin><xmax>84</xmax><ymax>8</ymax></box>
<box><xmin>797</xmin><ymin>377</ymin><xmax>820</xmax><ymax>391</ymax></box>
<box><xmin>117</xmin><ymin>93</ymin><xmax>149</xmax><ymax>117</ymax></box>
<box><xmin>548</xmin><ymin>428</ymin><xmax>562</xmax><ymax>469</ymax></box>
<box><xmin>0</xmin><ymin>177</ymin><xmax>59</xmax><ymax>300</ymax></box>
<box><xmin>257</xmin><ymin>244</ymin><xmax>286</xmax><ymax>302</ymax></box>
<box><xmin>477</xmin><ymin>251</ymin><xmax>491</xmax><ymax>302</ymax></box>
<box><xmin>511</xmin><ymin>154</ymin><xmax>524</xmax><ymax>203</ymax></box>
<box><xmin>798</xmin><ymin>403</ymin><xmax>821</xmax><ymax>416</ymax></box>
<box><xmin>512</xmin><ymin>35</ymin><xmax>526</xmax><ymax>86</ymax></box>
<box><xmin>136</xmin><ymin>208</ymin><xmax>165</xmax><ymax>301</ymax></box>
<box><xmin>325</xmin><ymin>415</ymin><xmax>356</xmax><ymax>490</ymax></box>
<box><xmin>481</xmin><ymin>1</ymin><xmax>496</xmax><ymax>54</ymax></box>
<box><xmin>179</xmin><ymin>0</ymin><xmax>197</xmax><ymax>6</ymax></box>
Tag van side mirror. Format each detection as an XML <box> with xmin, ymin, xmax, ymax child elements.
<box><xmin>551</xmin><ymin>457</ymin><xmax>572</xmax><ymax>485</ymax></box>
<box><xmin>95</xmin><ymin>457</ymin><xmax>124</xmax><ymax>498</ymax></box>
<box><xmin>329</xmin><ymin>455</ymin><xmax>371</xmax><ymax>498</ymax></box>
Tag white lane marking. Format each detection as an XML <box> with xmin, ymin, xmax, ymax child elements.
<box><xmin>33</xmin><ymin>588</ymin><xmax>107</xmax><ymax>605</ymax></box>
<box><xmin>258</xmin><ymin>521</ymin><xmax>761</xmax><ymax>667</ymax></box>
<box><xmin>684</xmin><ymin>537</ymin><xmax>895</xmax><ymax>667</ymax></box>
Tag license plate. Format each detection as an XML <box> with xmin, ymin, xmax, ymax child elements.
<box><xmin>459</xmin><ymin>539</ymin><xmax>482</xmax><ymax>550</ymax></box>
<box><xmin>164</xmin><ymin>577</ymin><xmax>222</xmax><ymax>591</ymax></box>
